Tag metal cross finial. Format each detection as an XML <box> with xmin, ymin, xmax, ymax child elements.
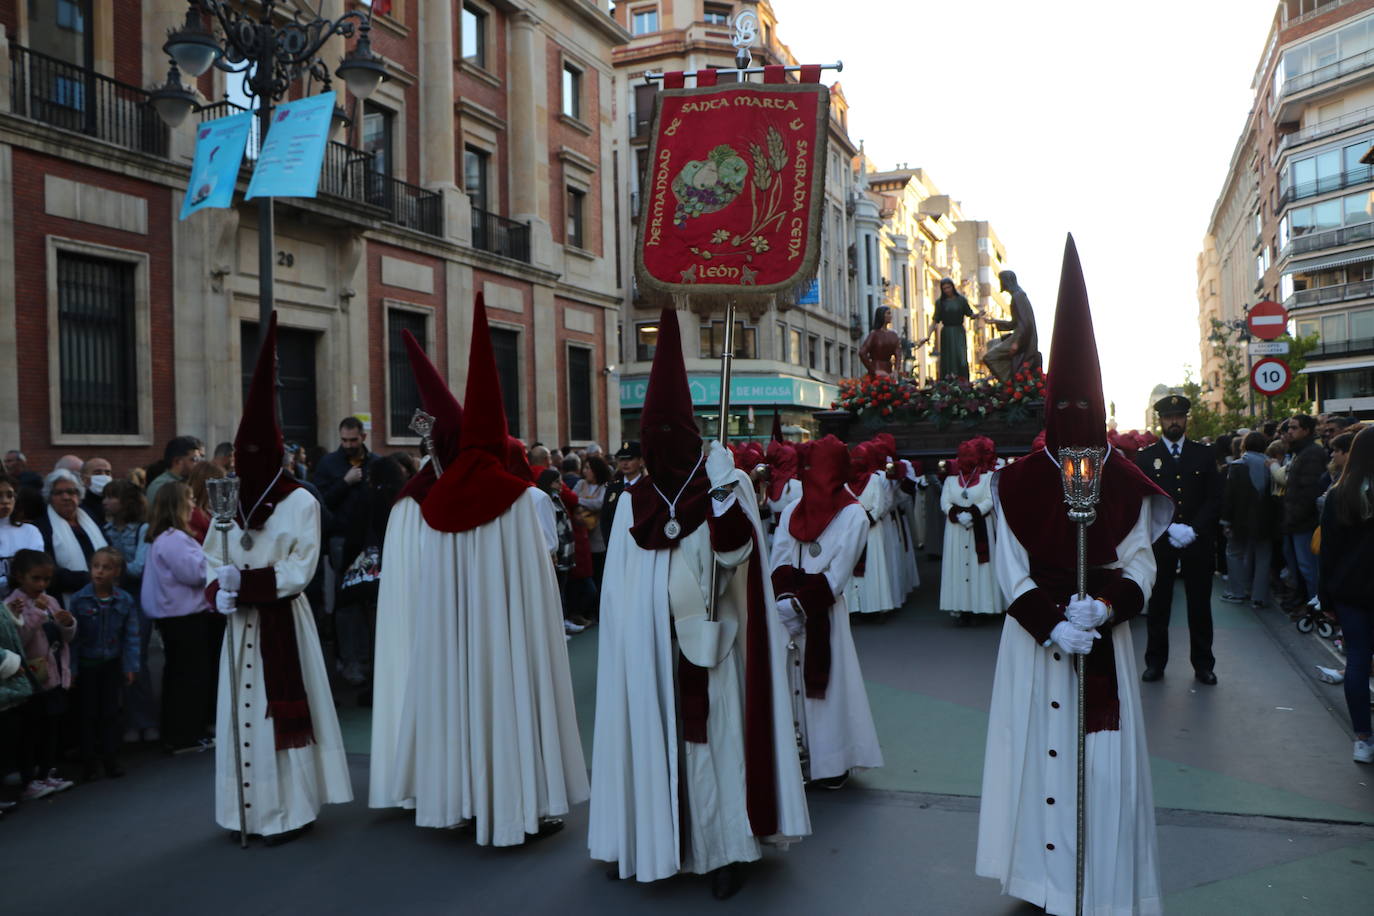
<box><xmin>409</xmin><ymin>408</ymin><xmax>441</xmax><ymax>476</ymax></box>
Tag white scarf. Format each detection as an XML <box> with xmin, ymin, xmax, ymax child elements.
<box><xmin>46</xmin><ymin>505</ymin><xmax>107</xmax><ymax>573</ymax></box>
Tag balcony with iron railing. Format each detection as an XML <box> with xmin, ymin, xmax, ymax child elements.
<box><xmin>1284</xmin><ymin>277</ymin><xmax>1374</xmax><ymax>310</ymax></box>
<box><xmin>195</xmin><ymin>101</ymin><xmax>441</xmax><ymax>236</ymax></box>
<box><xmin>1279</xmin><ymin>46</ymin><xmax>1374</xmax><ymax>99</ymax></box>
<box><xmin>1278</xmin><ymin>164</ymin><xmax>1374</xmax><ymax>208</ymax></box>
<box><xmin>1308</xmin><ymin>335</ymin><xmax>1374</xmax><ymax>359</ymax></box>
<box><xmin>1286</xmin><ymin>219</ymin><xmax>1374</xmax><ymax>256</ymax></box>
<box><xmin>470</xmin><ymin>204</ymin><xmax>531</xmax><ymax>263</ymax></box>
<box><xmin>1275</xmin><ymin>105</ymin><xmax>1374</xmax><ymax>160</ymax></box>
<box><xmin>8</xmin><ymin>44</ymin><xmax>167</xmax><ymax>157</ymax></box>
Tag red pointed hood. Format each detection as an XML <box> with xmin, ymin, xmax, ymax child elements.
<box><xmin>640</xmin><ymin>308</ymin><xmax>703</xmax><ymax>494</ymax></box>
<box><xmin>790</xmin><ymin>435</ymin><xmax>858</xmax><ymax>542</ymax></box>
<box><xmin>234</xmin><ymin>312</ymin><xmax>299</xmax><ymax>529</ymax></box>
<box><xmin>1044</xmin><ymin>235</ymin><xmax>1106</xmax><ymax>455</ymax></box>
<box><xmin>630</xmin><ymin>308</ymin><xmax>710</xmax><ymax>551</ymax></box>
<box><xmin>422</xmin><ymin>295</ymin><xmax>530</xmax><ymax>532</ymax></box>
<box><xmin>766</xmin><ymin>439</ymin><xmax>798</xmax><ymax>502</ymax></box>
<box><xmin>397</xmin><ymin>330</ymin><xmax>462</xmax><ymax>505</ymax></box>
<box><xmin>848</xmin><ymin>443</ymin><xmax>875</xmax><ymax>488</ymax></box>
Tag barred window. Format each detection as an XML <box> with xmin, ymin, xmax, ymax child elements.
<box><xmin>57</xmin><ymin>253</ymin><xmax>137</xmax><ymax>435</ymax></box>
<box><xmin>567</xmin><ymin>346</ymin><xmax>593</xmax><ymax>442</ymax></box>
<box><xmin>388</xmin><ymin>309</ymin><xmax>428</xmax><ymax>439</ymax></box>
<box><xmin>490</xmin><ymin>326</ymin><xmax>522</xmax><ymax>437</ymax></box>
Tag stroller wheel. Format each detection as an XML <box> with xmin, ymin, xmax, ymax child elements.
<box><xmin>1295</xmin><ymin>615</ymin><xmax>1315</xmax><ymax>634</ymax></box>
<box><xmin>1316</xmin><ymin>619</ymin><xmax>1336</xmax><ymax>639</ymax></box>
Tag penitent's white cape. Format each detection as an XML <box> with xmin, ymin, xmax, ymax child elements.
<box><xmin>976</xmin><ymin>473</ymin><xmax>1166</xmax><ymax>916</ymax></box>
<box><xmin>769</xmin><ymin>501</ymin><xmax>883</xmax><ymax>780</ymax></box>
<box><xmin>589</xmin><ymin>468</ymin><xmax>810</xmax><ymax>882</ymax></box>
<box><xmin>938</xmin><ymin>474</ymin><xmax>1004</xmax><ymax>615</ymax></box>
<box><xmin>205</xmin><ymin>488</ymin><xmax>352</xmax><ymax>836</ymax></box>
<box><xmin>368</xmin><ymin>495</ymin><xmax>424</xmax><ymax>810</ymax></box>
<box><xmin>390</xmin><ymin>486</ymin><xmax>587</xmax><ymax>844</ymax></box>
<box><xmin>847</xmin><ymin>473</ymin><xmax>898</xmax><ymax>615</ymax></box>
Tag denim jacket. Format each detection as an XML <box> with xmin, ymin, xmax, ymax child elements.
<box><xmin>67</xmin><ymin>584</ymin><xmax>140</xmax><ymax>673</ymax></box>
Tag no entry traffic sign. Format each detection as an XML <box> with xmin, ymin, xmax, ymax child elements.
<box><xmin>1248</xmin><ymin>300</ymin><xmax>1288</xmax><ymax>341</ymax></box>
<box><xmin>1251</xmin><ymin>357</ymin><xmax>1293</xmax><ymax>397</ymax></box>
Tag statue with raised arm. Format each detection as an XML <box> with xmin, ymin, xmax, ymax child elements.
<box><xmin>859</xmin><ymin>306</ymin><xmax>901</xmax><ymax>378</ymax></box>
<box><xmin>982</xmin><ymin>270</ymin><xmax>1042</xmax><ymax>381</ymax></box>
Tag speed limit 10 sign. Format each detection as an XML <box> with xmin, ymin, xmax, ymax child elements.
<box><xmin>1251</xmin><ymin>357</ymin><xmax>1293</xmax><ymax>397</ymax></box>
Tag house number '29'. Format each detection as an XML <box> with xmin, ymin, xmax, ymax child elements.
<box><xmin>277</xmin><ymin>251</ymin><xmax>294</xmax><ymax>267</ymax></box>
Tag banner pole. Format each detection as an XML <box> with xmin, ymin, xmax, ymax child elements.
<box><xmin>706</xmin><ymin>300</ymin><xmax>736</xmax><ymax>624</ymax></box>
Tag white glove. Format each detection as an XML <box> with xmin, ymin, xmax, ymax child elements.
<box><xmin>776</xmin><ymin>598</ymin><xmax>806</xmax><ymax>638</ymax></box>
<box><xmin>705</xmin><ymin>441</ymin><xmax>736</xmax><ymax>489</ymax></box>
<box><xmin>1050</xmin><ymin>620</ymin><xmax>1099</xmax><ymax>656</ymax></box>
<box><xmin>215</xmin><ymin>590</ymin><xmax>238</xmax><ymax>615</ymax></box>
<box><xmin>1065</xmin><ymin>595</ymin><xmax>1110</xmax><ymax>629</ymax></box>
<box><xmin>0</xmin><ymin>648</ymin><xmax>20</xmax><ymax>680</ymax></box>
<box><xmin>1166</xmin><ymin>523</ymin><xmax>1196</xmax><ymax>549</ymax></box>
<box><xmin>957</xmin><ymin>511</ymin><xmax>974</xmax><ymax>530</ymax></box>
<box><xmin>216</xmin><ymin>564</ymin><xmax>242</xmax><ymax>593</ymax></box>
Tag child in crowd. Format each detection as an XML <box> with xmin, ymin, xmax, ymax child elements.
<box><xmin>0</xmin><ymin>472</ymin><xmax>43</xmax><ymax>600</ymax></box>
<box><xmin>5</xmin><ymin>549</ymin><xmax>77</xmax><ymax>800</ymax></box>
<box><xmin>68</xmin><ymin>547</ymin><xmax>140</xmax><ymax>780</ymax></box>
<box><xmin>100</xmin><ymin>480</ymin><xmax>157</xmax><ymax>743</ymax></box>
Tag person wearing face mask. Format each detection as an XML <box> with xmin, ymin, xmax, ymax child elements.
<box><xmin>977</xmin><ymin>237</ymin><xmax>1171</xmax><ymax>916</ymax></box>
<box><xmin>80</xmin><ymin>458</ymin><xmax>113</xmax><ymax>526</ymax></box>
<box><xmin>1135</xmin><ymin>395</ymin><xmax>1224</xmax><ymax>685</ymax></box>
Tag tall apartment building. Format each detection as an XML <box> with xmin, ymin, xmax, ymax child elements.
<box><xmin>1202</xmin><ymin>0</ymin><xmax>1374</xmax><ymax>418</ymax></box>
<box><xmin>609</xmin><ymin>0</ymin><xmax>860</xmax><ymax>439</ymax></box>
<box><xmin>856</xmin><ymin>161</ymin><xmax>1011</xmax><ymax>383</ymax></box>
<box><xmin>0</xmin><ymin>0</ymin><xmax>628</xmax><ymax>472</ymax></box>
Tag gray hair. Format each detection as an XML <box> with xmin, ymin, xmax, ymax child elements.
<box><xmin>43</xmin><ymin>468</ymin><xmax>85</xmax><ymax>502</ymax></box>
<box><xmin>4</xmin><ymin>449</ymin><xmax>25</xmax><ymax>462</ymax></box>
<box><xmin>54</xmin><ymin>454</ymin><xmax>83</xmax><ymax>474</ymax></box>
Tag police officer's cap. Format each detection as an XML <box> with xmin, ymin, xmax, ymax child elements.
<box><xmin>1153</xmin><ymin>394</ymin><xmax>1191</xmax><ymax>416</ymax></box>
<box><xmin>614</xmin><ymin>440</ymin><xmax>642</xmax><ymax>460</ymax></box>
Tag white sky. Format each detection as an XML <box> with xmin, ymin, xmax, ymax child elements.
<box><xmin>772</xmin><ymin>0</ymin><xmax>1276</xmax><ymax>428</ymax></box>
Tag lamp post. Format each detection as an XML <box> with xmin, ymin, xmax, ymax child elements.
<box><xmin>151</xmin><ymin>0</ymin><xmax>387</xmax><ymax>341</ymax></box>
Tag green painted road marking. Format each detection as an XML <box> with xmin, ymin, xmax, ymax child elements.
<box><xmin>1164</xmin><ymin>840</ymin><xmax>1374</xmax><ymax>914</ymax></box>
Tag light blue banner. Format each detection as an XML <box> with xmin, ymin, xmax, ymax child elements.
<box><xmin>620</xmin><ymin>374</ymin><xmax>837</xmax><ymax>410</ymax></box>
<box><xmin>179</xmin><ymin>111</ymin><xmax>252</xmax><ymax>220</ymax></box>
<box><xmin>245</xmin><ymin>91</ymin><xmax>335</xmax><ymax>201</ymax></box>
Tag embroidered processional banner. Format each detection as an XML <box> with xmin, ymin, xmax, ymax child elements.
<box><xmin>634</xmin><ymin>68</ymin><xmax>830</xmax><ymax>312</ymax></box>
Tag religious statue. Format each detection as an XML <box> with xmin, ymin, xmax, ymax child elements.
<box><xmin>923</xmin><ymin>278</ymin><xmax>986</xmax><ymax>380</ymax></box>
<box><xmin>981</xmin><ymin>270</ymin><xmax>1041</xmax><ymax>381</ymax></box>
<box><xmin>858</xmin><ymin>306</ymin><xmax>901</xmax><ymax>378</ymax></box>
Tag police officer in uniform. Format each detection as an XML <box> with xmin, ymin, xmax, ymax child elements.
<box><xmin>602</xmin><ymin>440</ymin><xmax>643</xmax><ymax>536</ymax></box>
<box><xmin>1135</xmin><ymin>394</ymin><xmax>1223</xmax><ymax>685</ymax></box>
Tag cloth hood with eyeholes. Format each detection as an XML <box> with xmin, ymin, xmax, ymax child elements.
<box><xmin>629</xmin><ymin>308</ymin><xmax>710</xmax><ymax>551</ymax></box>
<box><xmin>396</xmin><ymin>329</ymin><xmax>462</xmax><ymax>505</ymax></box>
<box><xmin>233</xmin><ymin>311</ymin><xmax>300</xmax><ymax>530</ymax></box>
<box><xmin>422</xmin><ymin>294</ymin><xmax>531</xmax><ymax>533</ymax></box>
<box><xmin>765</xmin><ymin>439</ymin><xmax>798</xmax><ymax>502</ymax></box>
<box><xmin>789</xmin><ymin>434</ymin><xmax>858</xmax><ymax>542</ymax></box>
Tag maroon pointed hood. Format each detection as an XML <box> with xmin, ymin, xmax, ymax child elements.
<box><xmin>789</xmin><ymin>435</ymin><xmax>858</xmax><ymax>542</ymax></box>
<box><xmin>1044</xmin><ymin>235</ymin><xmax>1107</xmax><ymax>455</ymax></box>
<box><xmin>630</xmin><ymin>308</ymin><xmax>710</xmax><ymax>551</ymax></box>
<box><xmin>234</xmin><ymin>312</ymin><xmax>299</xmax><ymax>529</ymax></box>
<box><xmin>765</xmin><ymin>439</ymin><xmax>798</xmax><ymax>502</ymax></box>
<box><xmin>422</xmin><ymin>294</ymin><xmax>530</xmax><ymax>532</ymax></box>
<box><xmin>397</xmin><ymin>329</ymin><xmax>462</xmax><ymax>505</ymax></box>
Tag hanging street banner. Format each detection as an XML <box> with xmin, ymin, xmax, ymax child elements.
<box><xmin>179</xmin><ymin>110</ymin><xmax>252</xmax><ymax>220</ymax></box>
<box><xmin>245</xmin><ymin>90</ymin><xmax>335</xmax><ymax>201</ymax></box>
<box><xmin>634</xmin><ymin>75</ymin><xmax>830</xmax><ymax>311</ymax></box>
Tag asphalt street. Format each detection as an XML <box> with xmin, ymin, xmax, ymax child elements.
<box><xmin>2</xmin><ymin>555</ymin><xmax>1371</xmax><ymax>915</ymax></box>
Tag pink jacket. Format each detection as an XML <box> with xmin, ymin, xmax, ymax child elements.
<box><xmin>5</xmin><ymin>591</ymin><xmax>76</xmax><ymax>691</ymax></box>
<box><xmin>141</xmin><ymin>529</ymin><xmax>210</xmax><ymax>619</ymax></box>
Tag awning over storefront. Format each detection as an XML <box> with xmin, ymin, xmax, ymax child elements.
<box><xmin>1299</xmin><ymin>357</ymin><xmax>1374</xmax><ymax>374</ymax></box>
<box><xmin>1282</xmin><ymin>247</ymin><xmax>1374</xmax><ymax>275</ymax></box>
<box><xmin>619</xmin><ymin>373</ymin><xmax>838</xmax><ymax>410</ymax></box>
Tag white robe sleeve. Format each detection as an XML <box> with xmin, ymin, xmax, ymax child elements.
<box><xmin>535</xmin><ymin>491</ymin><xmax>558</xmax><ymax>554</ymax></box>
<box><xmin>267</xmin><ymin>494</ymin><xmax>321</xmax><ymax>596</ymax></box>
<box><xmin>940</xmin><ymin>477</ymin><xmax>956</xmax><ymax>514</ymax></box>
<box><xmin>974</xmin><ymin>478</ymin><xmax>994</xmax><ymax>518</ymax></box>
<box><xmin>821</xmin><ymin>506</ymin><xmax>869</xmax><ymax>597</ymax></box>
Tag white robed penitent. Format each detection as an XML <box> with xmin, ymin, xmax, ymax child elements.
<box><xmin>390</xmin><ymin>486</ymin><xmax>587</xmax><ymax>845</ymax></box>
<box><xmin>206</xmin><ymin>488</ymin><xmax>353</xmax><ymax>836</ymax></box>
<box><xmin>589</xmin><ymin>467</ymin><xmax>810</xmax><ymax>882</ymax></box>
<box><xmin>769</xmin><ymin>500</ymin><xmax>883</xmax><ymax>780</ymax></box>
<box><xmin>976</xmin><ymin>484</ymin><xmax>1164</xmax><ymax>916</ymax></box>
<box><xmin>848</xmin><ymin>472</ymin><xmax>898</xmax><ymax>615</ymax></box>
<box><xmin>938</xmin><ymin>473</ymin><xmax>1004</xmax><ymax>616</ymax></box>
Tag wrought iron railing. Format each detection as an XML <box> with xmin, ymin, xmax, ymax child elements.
<box><xmin>1285</xmin><ymin>278</ymin><xmax>1374</xmax><ymax>309</ymax></box>
<box><xmin>9</xmin><ymin>45</ymin><xmax>167</xmax><ymax>156</ymax></box>
<box><xmin>1276</xmin><ymin>105</ymin><xmax>1374</xmax><ymax>158</ymax></box>
<box><xmin>1288</xmin><ymin>220</ymin><xmax>1374</xmax><ymax>256</ymax></box>
<box><xmin>1309</xmin><ymin>335</ymin><xmax>1374</xmax><ymax>358</ymax></box>
<box><xmin>470</xmin><ymin>204</ymin><xmax>531</xmax><ymax>262</ymax></box>
<box><xmin>1281</xmin><ymin>46</ymin><xmax>1374</xmax><ymax>97</ymax></box>
<box><xmin>1279</xmin><ymin>164</ymin><xmax>1374</xmax><ymax>208</ymax></box>
<box><xmin>193</xmin><ymin>100</ymin><xmax>440</xmax><ymax>236</ymax></box>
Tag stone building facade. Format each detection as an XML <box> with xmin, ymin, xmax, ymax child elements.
<box><xmin>0</xmin><ymin>0</ymin><xmax>628</xmax><ymax>474</ymax></box>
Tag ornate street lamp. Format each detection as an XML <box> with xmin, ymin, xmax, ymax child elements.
<box><xmin>153</xmin><ymin>0</ymin><xmax>388</xmax><ymax>340</ymax></box>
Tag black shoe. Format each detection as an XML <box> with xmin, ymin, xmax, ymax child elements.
<box><xmin>1195</xmin><ymin>670</ymin><xmax>1218</xmax><ymax>686</ymax></box>
<box><xmin>710</xmin><ymin>863</ymin><xmax>745</xmax><ymax>900</ymax></box>
<box><xmin>264</xmin><ymin>823</ymin><xmax>313</xmax><ymax>847</ymax></box>
<box><xmin>605</xmin><ymin>866</ymin><xmax>623</xmax><ymax>881</ymax></box>
<box><xmin>528</xmin><ymin>818</ymin><xmax>565</xmax><ymax>843</ymax></box>
<box><xmin>813</xmin><ymin>773</ymin><xmax>849</xmax><ymax>791</ymax></box>
<box><xmin>1141</xmin><ymin>667</ymin><xmax>1164</xmax><ymax>682</ymax></box>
